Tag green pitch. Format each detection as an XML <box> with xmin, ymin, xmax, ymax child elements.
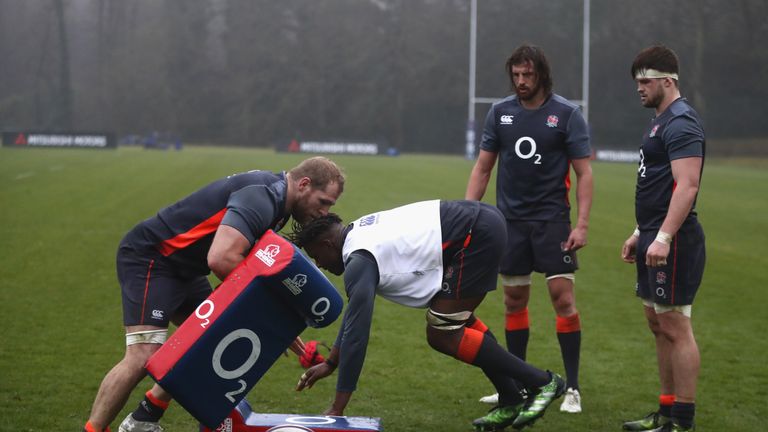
<box><xmin>1</xmin><ymin>146</ymin><xmax>765</xmax><ymax>431</ymax></box>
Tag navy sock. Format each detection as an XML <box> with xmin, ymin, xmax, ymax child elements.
<box><xmin>659</xmin><ymin>401</ymin><xmax>673</xmax><ymax>418</ymax></box>
<box><xmin>557</xmin><ymin>330</ymin><xmax>581</xmax><ymax>389</ymax></box>
<box><xmin>672</xmin><ymin>401</ymin><xmax>695</xmax><ymax>429</ymax></box>
<box><xmin>132</xmin><ymin>394</ymin><xmax>167</xmax><ymax>422</ymax></box>
<box><xmin>504</xmin><ymin>328</ymin><xmax>529</xmax><ymax>361</ymax></box>
<box><xmin>473</xmin><ymin>334</ymin><xmax>549</xmax><ymax>389</ymax></box>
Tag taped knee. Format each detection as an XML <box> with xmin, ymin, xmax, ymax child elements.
<box><xmin>126</xmin><ymin>329</ymin><xmax>168</xmax><ymax>346</ymax></box>
<box><xmin>500</xmin><ymin>273</ymin><xmax>532</xmax><ymax>287</ymax></box>
<box><xmin>426</xmin><ymin>309</ymin><xmax>472</xmax><ymax>331</ymax></box>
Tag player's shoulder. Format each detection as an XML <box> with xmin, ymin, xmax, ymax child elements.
<box><xmin>665</xmin><ymin>99</ymin><xmax>704</xmax><ymax>131</ymax></box>
<box><xmin>667</xmin><ymin>98</ymin><xmax>701</xmax><ymax>120</ymax></box>
<box><xmin>226</xmin><ymin>170</ymin><xmax>283</xmax><ymax>189</ymax></box>
<box><xmin>491</xmin><ymin>95</ymin><xmax>520</xmax><ymax>110</ymax></box>
<box><xmin>548</xmin><ymin>93</ymin><xmax>582</xmax><ymax>112</ymax></box>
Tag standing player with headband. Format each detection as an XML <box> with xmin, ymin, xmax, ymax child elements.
<box><xmin>466</xmin><ymin>44</ymin><xmax>593</xmax><ymax>414</ymax></box>
<box><xmin>621</xmin><ymin>45</ymin><xmax>706</xmax><ymax>432</ymax></box>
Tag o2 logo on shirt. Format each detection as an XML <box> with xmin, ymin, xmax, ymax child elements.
<box><xmin>514</xmin><ymin>136</ymin><xmax>542</xmax><ymax>165</ymax></box>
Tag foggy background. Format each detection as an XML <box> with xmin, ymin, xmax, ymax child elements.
<box><xmin>1</xmin><ymin>0</ymin><xmax>766</xmax><ymax>155</ymax></box>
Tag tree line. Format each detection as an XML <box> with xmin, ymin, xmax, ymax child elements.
<box><xmin>1</xmin><ymin>0</ymin><xmax>766</xmax><ymax>154</ymax></box>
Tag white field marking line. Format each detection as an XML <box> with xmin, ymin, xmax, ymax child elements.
<box><xmin>15</xmin><ymin>171</ymin><xmax>36</xmax><ymax>180</ymax></box>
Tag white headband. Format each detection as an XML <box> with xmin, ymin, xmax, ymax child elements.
<box><xmin>635</xmin><ymin>68</ymin><xmax>679</xmax><ymax>81</ymax></box>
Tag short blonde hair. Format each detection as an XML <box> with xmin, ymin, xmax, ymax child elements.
<box><xmin>289</xmin><ymin>156</ymin><xmax>345</xmax><ymax>192</ymax></box>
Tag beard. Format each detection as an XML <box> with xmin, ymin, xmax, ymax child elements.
<box><xmin>515</xmin><ymin>82</ymin><xmax>541</xmax><ymax>101</ymax></box>
<box><xmin>642</xmin><ymin>86</ymin><xmax>665</xmax><ymax>108</ymax></box>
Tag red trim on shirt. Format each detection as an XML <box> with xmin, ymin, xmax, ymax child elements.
<box><xmin>157</xmin><ymin>209</ymin><xmax>227</xmax><ymax>256</ymax></box>
<box><xmin>563</xmin><ymin>161</ymin><xmax>573</xmax><ymax>206</ymax></box>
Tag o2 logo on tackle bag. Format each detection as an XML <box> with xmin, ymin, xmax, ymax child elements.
<box><xmin>267</xmin><ymin>426</ymin><xmax>314</xmax><ymax>432</ymax></box>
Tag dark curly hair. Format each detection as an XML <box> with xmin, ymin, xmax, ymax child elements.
<box><xmin>506</xmin><ymin>44</ymin><xmax>553</xmax><ymax>96</ymax></box>
<box><xmin>631</xmin><ymin>44</ymin><xmax>679</xmax><ymax>82</ymax></box>
<box><xmin>288</xmin><ymin>213</ymin><xmax>343</xmax><ymax>248</ymax></box>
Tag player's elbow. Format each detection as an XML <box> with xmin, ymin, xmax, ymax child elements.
<box><xmin>207</xmin><ymin>251</ymin><xmax>232</xmax><ymax>280</ymax></box>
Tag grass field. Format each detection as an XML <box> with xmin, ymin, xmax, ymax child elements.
<box><xmin>1</xmin><ymin>146</ymin><xmax>766</xmax><ymax>431</ymax></box>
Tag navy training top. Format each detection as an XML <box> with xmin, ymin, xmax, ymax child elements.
<box><xmin>635</xmin><ymin>98</ymin><xmax>705</xmax><ymax>231</ymax></box>
<box><xmin>480</xmin><ymin>93</ymin><xmax>591</xmax><ymax>222</ymax></box>
<box><xmin>122</xmin><ymin>170</ymin><xmax>290</xmax><ymax>278</ymax></box>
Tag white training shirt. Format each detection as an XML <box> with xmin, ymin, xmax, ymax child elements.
<box><xmin>341</xmin><ymin>200</ymin><xmax>443</xmax><ymax>308</ymax></box>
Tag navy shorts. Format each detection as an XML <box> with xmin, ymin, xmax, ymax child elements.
<box><xmin>636</xmin><ymin>222</ymin><xmax>705</xmax><ymax>306</ymax></box>
<box><xmin>117</xmin><ymin>242</ymin><xmax>212</xmax><ymax>327</ymax></box>
<box><xmin>435</xmin><ymin>204</ymin><xmax>506</xmax><ymax>300</ymax></box>
<box><xmin>499</xmin><ymin>220</ymin><xmax>578</xmax><ymax>277</ymax></box>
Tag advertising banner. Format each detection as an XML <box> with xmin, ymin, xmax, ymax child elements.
<box><xmin>2</xmin><ymin>131</ymin><xmax>116</xmax><ymax>149</ymax></box>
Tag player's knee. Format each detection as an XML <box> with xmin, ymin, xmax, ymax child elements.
<box><xmin>124</xmin><ymin>331</ymin><xmax>165</xmax><ymax>364</ymax></box>
<box><xmin>426</xmin><ymin>309</ymin><xmax>471</xmax><ymax>354</ymax></box>
<box><xmin>645</xmin><ymin>317</ymin><xmax>663</xmax><ymax>336</ymax></box>
<box><xmin>552</xmin><ymin>297</ymin><xmax>576</xmax><ymax>316</ymax></box>
<box><xmin>503</xmin><ymin>294</ymin><xmax>528</xmax><ymax>313</ymax></box>
<box><xmin>426</xmin><ymin>329</ymin><xmax>455</xmax><ymax>355</ymax></box>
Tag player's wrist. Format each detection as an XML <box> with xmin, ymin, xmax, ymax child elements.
<box><xmin>324</xmin><ymin>357</ymin><xmax>338</xmax><ymax>369</ymax></box>
<box><xmin>655</xmin><ymin>230</ymin><xmax>672</xmax><ymax>245</ymax></box>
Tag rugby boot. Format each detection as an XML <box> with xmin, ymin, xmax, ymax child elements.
<box><xmin>511</xmin><ymin>372</ymin><xmax>566</xmax><ymax>429</ymax></box>
<box><xmin>479</xmin><ymin>388</ymin><xmax>529</xmax><ymax>405</ymax></box>
<box><xmin>472</xmin><ymin>403</ymin><xmax>524</xmax><ymax>431</ymax></box>
<box><xmin>648</xmin><ymin>422</ymin><xmax>695</xmax><ymax>432</ymax></box>
<box><xmin>479</xmin><ymin>392</ymin><xmax>499</xmax><ymax>404</ymax></box>
<box><xmin>559</xmin><ymin>387</ymin><xmax>582</xmax><ymax>413</ymax></box>
<box><xmin>622</xmin><ymin>411</ymin><xmax>670</xmax><ymax>431</ymax></box>
<box><xmin>118</xmin><ymin>414</ymin><xmax>164</xmax><ymax>432</ymax></box>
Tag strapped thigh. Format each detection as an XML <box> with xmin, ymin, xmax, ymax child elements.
<box><xmin>426</xmin><ymin>309</ymin><xmax>472</xmax><ymax>330</ymax></box>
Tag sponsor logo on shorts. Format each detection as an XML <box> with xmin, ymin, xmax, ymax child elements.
<box><xmin>500</xmin><ymin>114</ymin><xmax>514</xmax><ymax>125</ymax></box>
<box><xmin>444</xmin><ymin>266</ymin><xmax>454</xmax><ymax>280</ymax></box>
<box><xmin>256</xmin><ymin>244</ymin><xmax>280</xmax><ymax>266</ymax></box>
<box><xmin>282</xmin><ymin>274</ymin><xmax>308</xmax><ymax>295</ymax></box>
<box><xmin>215</xmin><ymin>418</ymin><xmax>233</xmax><ymax>432</ymax></box>
<box><xmin>656</xmin><ymin>271</ymin><xmax>667</xmax><ymax>285</ymax></box>
<box><xmin>546</xmin><ymin>115</ymin><xmax>559</xmax><ymax>128</ymax></box>
<box><xmin>151</xmin><ymin>309</ymin><xmax>164</xmax><ymax>320</ymax></box>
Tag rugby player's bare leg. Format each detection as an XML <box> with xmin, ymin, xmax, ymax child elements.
<box><xmin>87</xmin><ymin>325</ymin><xmax>163</xmax><ymax>430</ymax></box>
<box><xmin>546</xmin><ymin>277</ymin><xmax>576</xmax><ymax>317</ymax></box>
<box><xmin>644</xmin><ymin>306</ymin><xmax>675</xmax><ymax>396</ymax></box>
<box><xmin>654</xmin><ymin>309</ymin><xmax>699</xmax><ymax>403</ymax></box>
<box><xmin>503</xmin><ymin>284</ymin><xmax>531</xmax><ymax>314</ymax></box>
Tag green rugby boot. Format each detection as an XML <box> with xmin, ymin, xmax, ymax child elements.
<box><xmin>648</xmin><ymin>422</ymin><xmax>695</xmax><ymax>432</ymax></box>
<box><xmin>472</xmin><ymin>403</ymin><xmax>524</xmax><ymax>431</ymax></box>
<box><xmin>622</xmin><ymin>411</ymin><xmax>670</xmax><ymax>431</ymax></box>
<box><xmin>511</xmin><ymin>372</ymin><xmax>566</xmax><ymax>429</ymax></box>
